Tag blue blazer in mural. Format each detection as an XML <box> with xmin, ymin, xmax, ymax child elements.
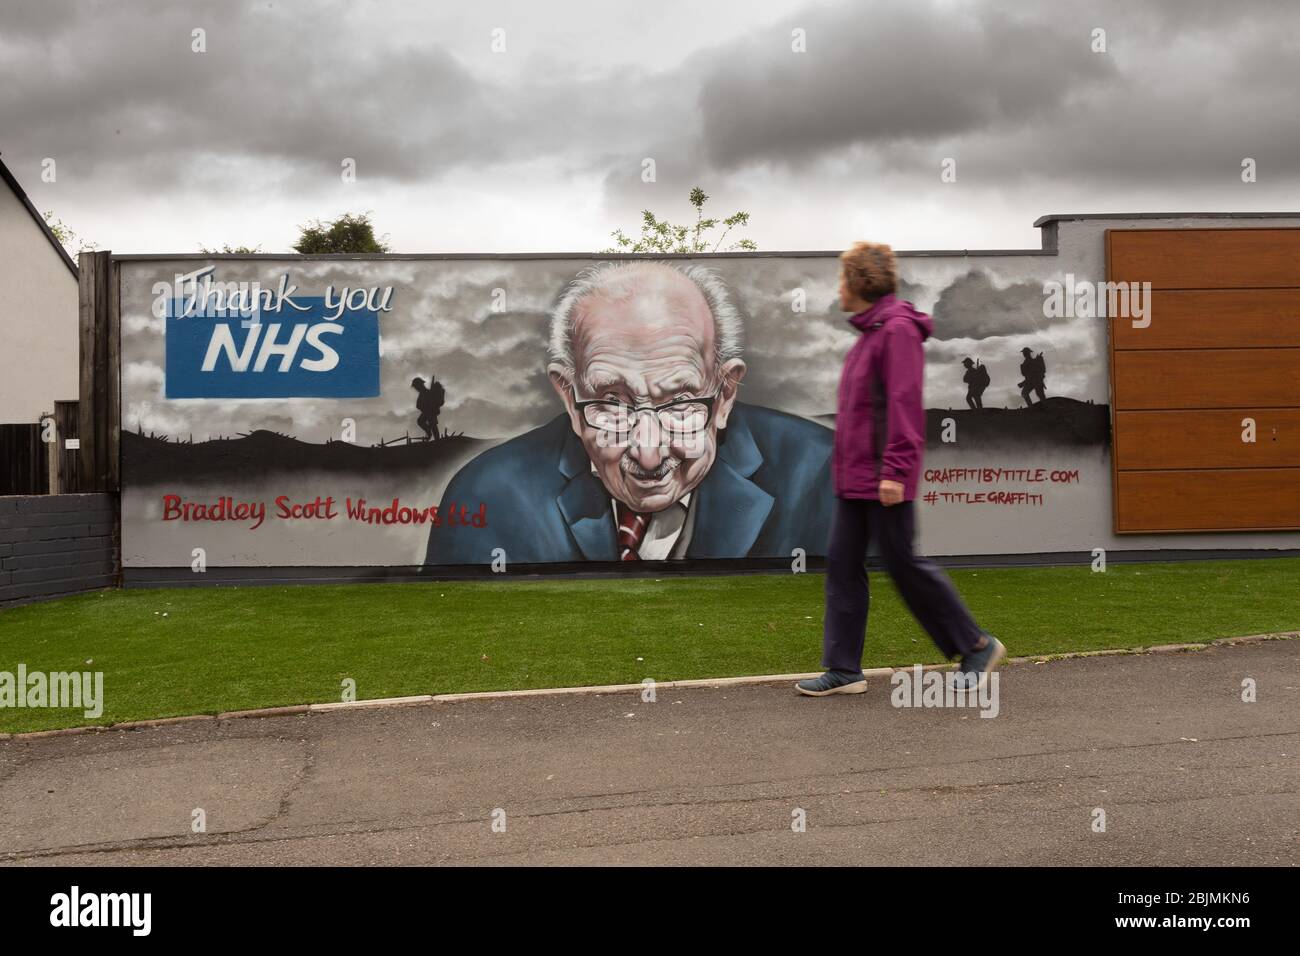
<box><xmin>424</xmin><ymin>402</ymin><xmax>833</xmax><ymax>566</ymax></box>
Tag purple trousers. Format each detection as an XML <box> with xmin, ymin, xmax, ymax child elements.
<box><xmin>822</xmin><ymin>496</ymin><xmax>983</xmax><ymax>670</ymax></box>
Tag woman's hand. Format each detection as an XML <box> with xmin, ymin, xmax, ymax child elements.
<box><xmin>879</xmin><ymin>479</ymin><xmax>904</xmax><ymax>506</ymax></box>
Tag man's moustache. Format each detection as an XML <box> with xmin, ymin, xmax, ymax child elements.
<box><xmin>620</xmin><ymin>455</ymin><xmax>681</xmax><ymax>480</ymax></box>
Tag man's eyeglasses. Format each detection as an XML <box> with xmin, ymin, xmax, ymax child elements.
<box><xmin>573</xmin><ymin>390</ymin><xmax>719</xmax><ymax>438</ymax></box>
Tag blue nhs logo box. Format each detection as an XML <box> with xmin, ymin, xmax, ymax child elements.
<box><xmin>164</xmin><ymin>292</ymin><xmax>383</xmax><ymax>399</ymax></box>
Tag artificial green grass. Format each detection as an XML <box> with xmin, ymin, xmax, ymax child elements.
<box><xmin>1</xmin><ymin>558</ymin><xmax>1297</xmax><ymax>733</ymax></box>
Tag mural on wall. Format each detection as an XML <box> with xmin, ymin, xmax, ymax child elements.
<box><xmin>425</xmin><ymin>262</ymin><xmax>835</xmax><ymax>564</ymax></box>
<box><xmin>118</xmin><ymin>254</ymin><xmax>1112</xmax><ymax>568</ymax></box>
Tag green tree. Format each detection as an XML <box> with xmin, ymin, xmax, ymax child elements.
<box><xmin>603</xmin><ymin>187</ymin><xmax>756</xmax><ymax>254</ymax></box>
<box><xmin>199</xmin><ymin>244</ymin><xmax>263</xmax><ymax>254</ymax></box>
<box><xmin>43</xmin><ymin>211</ymin><xmax>96</xmax><ymax>255</ymax></box>
<box><xmin>293</xmin><ymin>212</ymin><xmax>390</xmax><ymax>254</ymax></box>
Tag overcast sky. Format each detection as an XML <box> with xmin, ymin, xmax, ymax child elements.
<box><xmin>4</xmin><ymin>0</ymin><xmax>1298</xmax><ymax>255</ymax></box>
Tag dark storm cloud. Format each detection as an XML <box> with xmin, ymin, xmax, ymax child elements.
<box><xmin>5</xmin><ymin>0</ymin><xmax>1300</xmax><ymax>205</ymax></box>
<box><xmin>930</xmin><ymin>271</ymin><xmax>1058</xmax><ymax>340</ymax></box>
<box><xmin>944</xmin><ymin>2</ymin><xmax>1300</xmax><ymax>187</ymax></box>
<box><xmin>1</xmin><ymin>0</ymin><xmax>487</xmax><ymax>184</ymax></box>
<box><xmin>692</xmin><ymin>2</ymin><xmax>1117</xmax><ymax>171</ymax></box>
<box><xmin>0</xmin><ymin>0</ymin><xmax>689</xmax><ymax>189</ymax></box>
<box><xmin>598</xmin><ymin>0</ymin><xmax>1300</xmax><ymax>209</ymax></box>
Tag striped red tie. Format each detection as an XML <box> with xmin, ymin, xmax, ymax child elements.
<box><xmin>615</xmin><ymin>502</ymin><xmax>650</xmax><ymax>561</ymax></box>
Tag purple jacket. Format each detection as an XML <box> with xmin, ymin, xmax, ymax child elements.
<box><xmin>832</xmin><ymin>293</ymin><xmax>933</xmax><ymax>500</ymax></box>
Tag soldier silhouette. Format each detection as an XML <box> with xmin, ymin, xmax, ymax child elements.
<box><xmin>412</xmin><ymin>376</ymin><xmax>445</xmax><ymax>440</ymax></box>
<box><xmin>1017</xmin><ymin>347</ymin><xmax>1047</xmax><ymax>406</ymax></box>
<box><xmin>961</xmin><ymin>357</ymin><xmax>990</xmax><ymax>410</ymax></box>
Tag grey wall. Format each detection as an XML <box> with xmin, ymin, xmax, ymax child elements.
<box><xmin>0</xmin><ymin>494</ymin><xmax>117</xmax><ymax>606</ymax></box>
<box><xmin>114</xmin><ymin>214</ymin><xmax>1300</xmax><ymax>570</ymax></box>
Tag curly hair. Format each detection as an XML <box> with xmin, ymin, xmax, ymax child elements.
<box><xmin>839</xmin><ymin>241</ymin><xmax>897</xmax><ymax>302</ymax></box>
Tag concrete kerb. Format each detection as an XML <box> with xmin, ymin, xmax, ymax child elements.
<box><xmin>5</xmin><ymin>631</ymin><xmax>1295</xmax><ymax>741</ymax></box>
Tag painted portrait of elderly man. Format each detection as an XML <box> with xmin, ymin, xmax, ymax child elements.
<box><xmin>424</xmin><ymin>261</ymin><xmax>833</xmax><ymax>565</ymax></box>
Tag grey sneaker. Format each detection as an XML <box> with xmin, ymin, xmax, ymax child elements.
<box><xmin>796</xmin><ymin>669</ymin><xmax>868</xmax><ymax>697</ymax></box>
<box><xmin>955</xmin><ymin>634</ymin><xmax>1006</xmax><ymax>691</ymax></box>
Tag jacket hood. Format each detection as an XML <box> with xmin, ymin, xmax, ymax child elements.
<box><xmin>848</xmin><ymin>293</ymin><xmax>933</xmax><ymax>341</ymax></box>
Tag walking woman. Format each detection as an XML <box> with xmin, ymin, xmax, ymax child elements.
<box><xmin>797</xmin><ymin>242</ymin><xmax>1005</xmax><ymax>696</ymax></box>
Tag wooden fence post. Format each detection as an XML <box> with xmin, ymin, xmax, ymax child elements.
<box><xmin>76</xmin><ymin>250</ymin><xmax>120</xmax><ymax>493</ymax></box>
<box><xmin>54</xmin><ymin>400</ymin><xmax>81</xmax><ymax>494</ymax></box>
<box><xmin>44</xmin><ymin>411</ymin><xmax>57</xmax><ymax>494</ymax></box>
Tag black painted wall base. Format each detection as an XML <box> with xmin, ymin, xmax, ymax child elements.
<box><xmin>1</xmin><ymin>494</ymin><xmax>117</xmax><ymax>607</ymax></box>
<box><xmin>121</xmin><ymin>548</ymin><xmax>1300</xmax><ymax>589</ymax></box>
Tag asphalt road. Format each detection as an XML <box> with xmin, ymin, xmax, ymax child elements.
<box><xmin>1</xmin><ymin>639</ymin><xmax>1296</xmax><ymax>866</ymax></box>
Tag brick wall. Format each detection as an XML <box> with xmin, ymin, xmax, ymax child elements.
<box><xmin>0</xmin><ymin>494</ymin><xmax>117</xmax><ymax>606</ymax></box>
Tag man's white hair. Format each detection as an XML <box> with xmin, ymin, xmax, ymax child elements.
<box><xmin>547</xmin><ymin>261</ymin><xmax>745</xmax><ymax>387</ymax></box>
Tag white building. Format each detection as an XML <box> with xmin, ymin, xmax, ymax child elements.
<box><xmin>0</xmin><ymin>154</ymin><xmax>79</xmax><ymax>424</ymax></box>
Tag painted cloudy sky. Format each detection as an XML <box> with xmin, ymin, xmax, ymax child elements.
<box><xmin>3</xmin><ymin>0</ymin><xmax>1299</xmax><ymax>255</ymax></box>
<box><xmin>118</xmin><ymin>256</ymin><xmax>1096</xmax><ymax>443</ymax></box>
